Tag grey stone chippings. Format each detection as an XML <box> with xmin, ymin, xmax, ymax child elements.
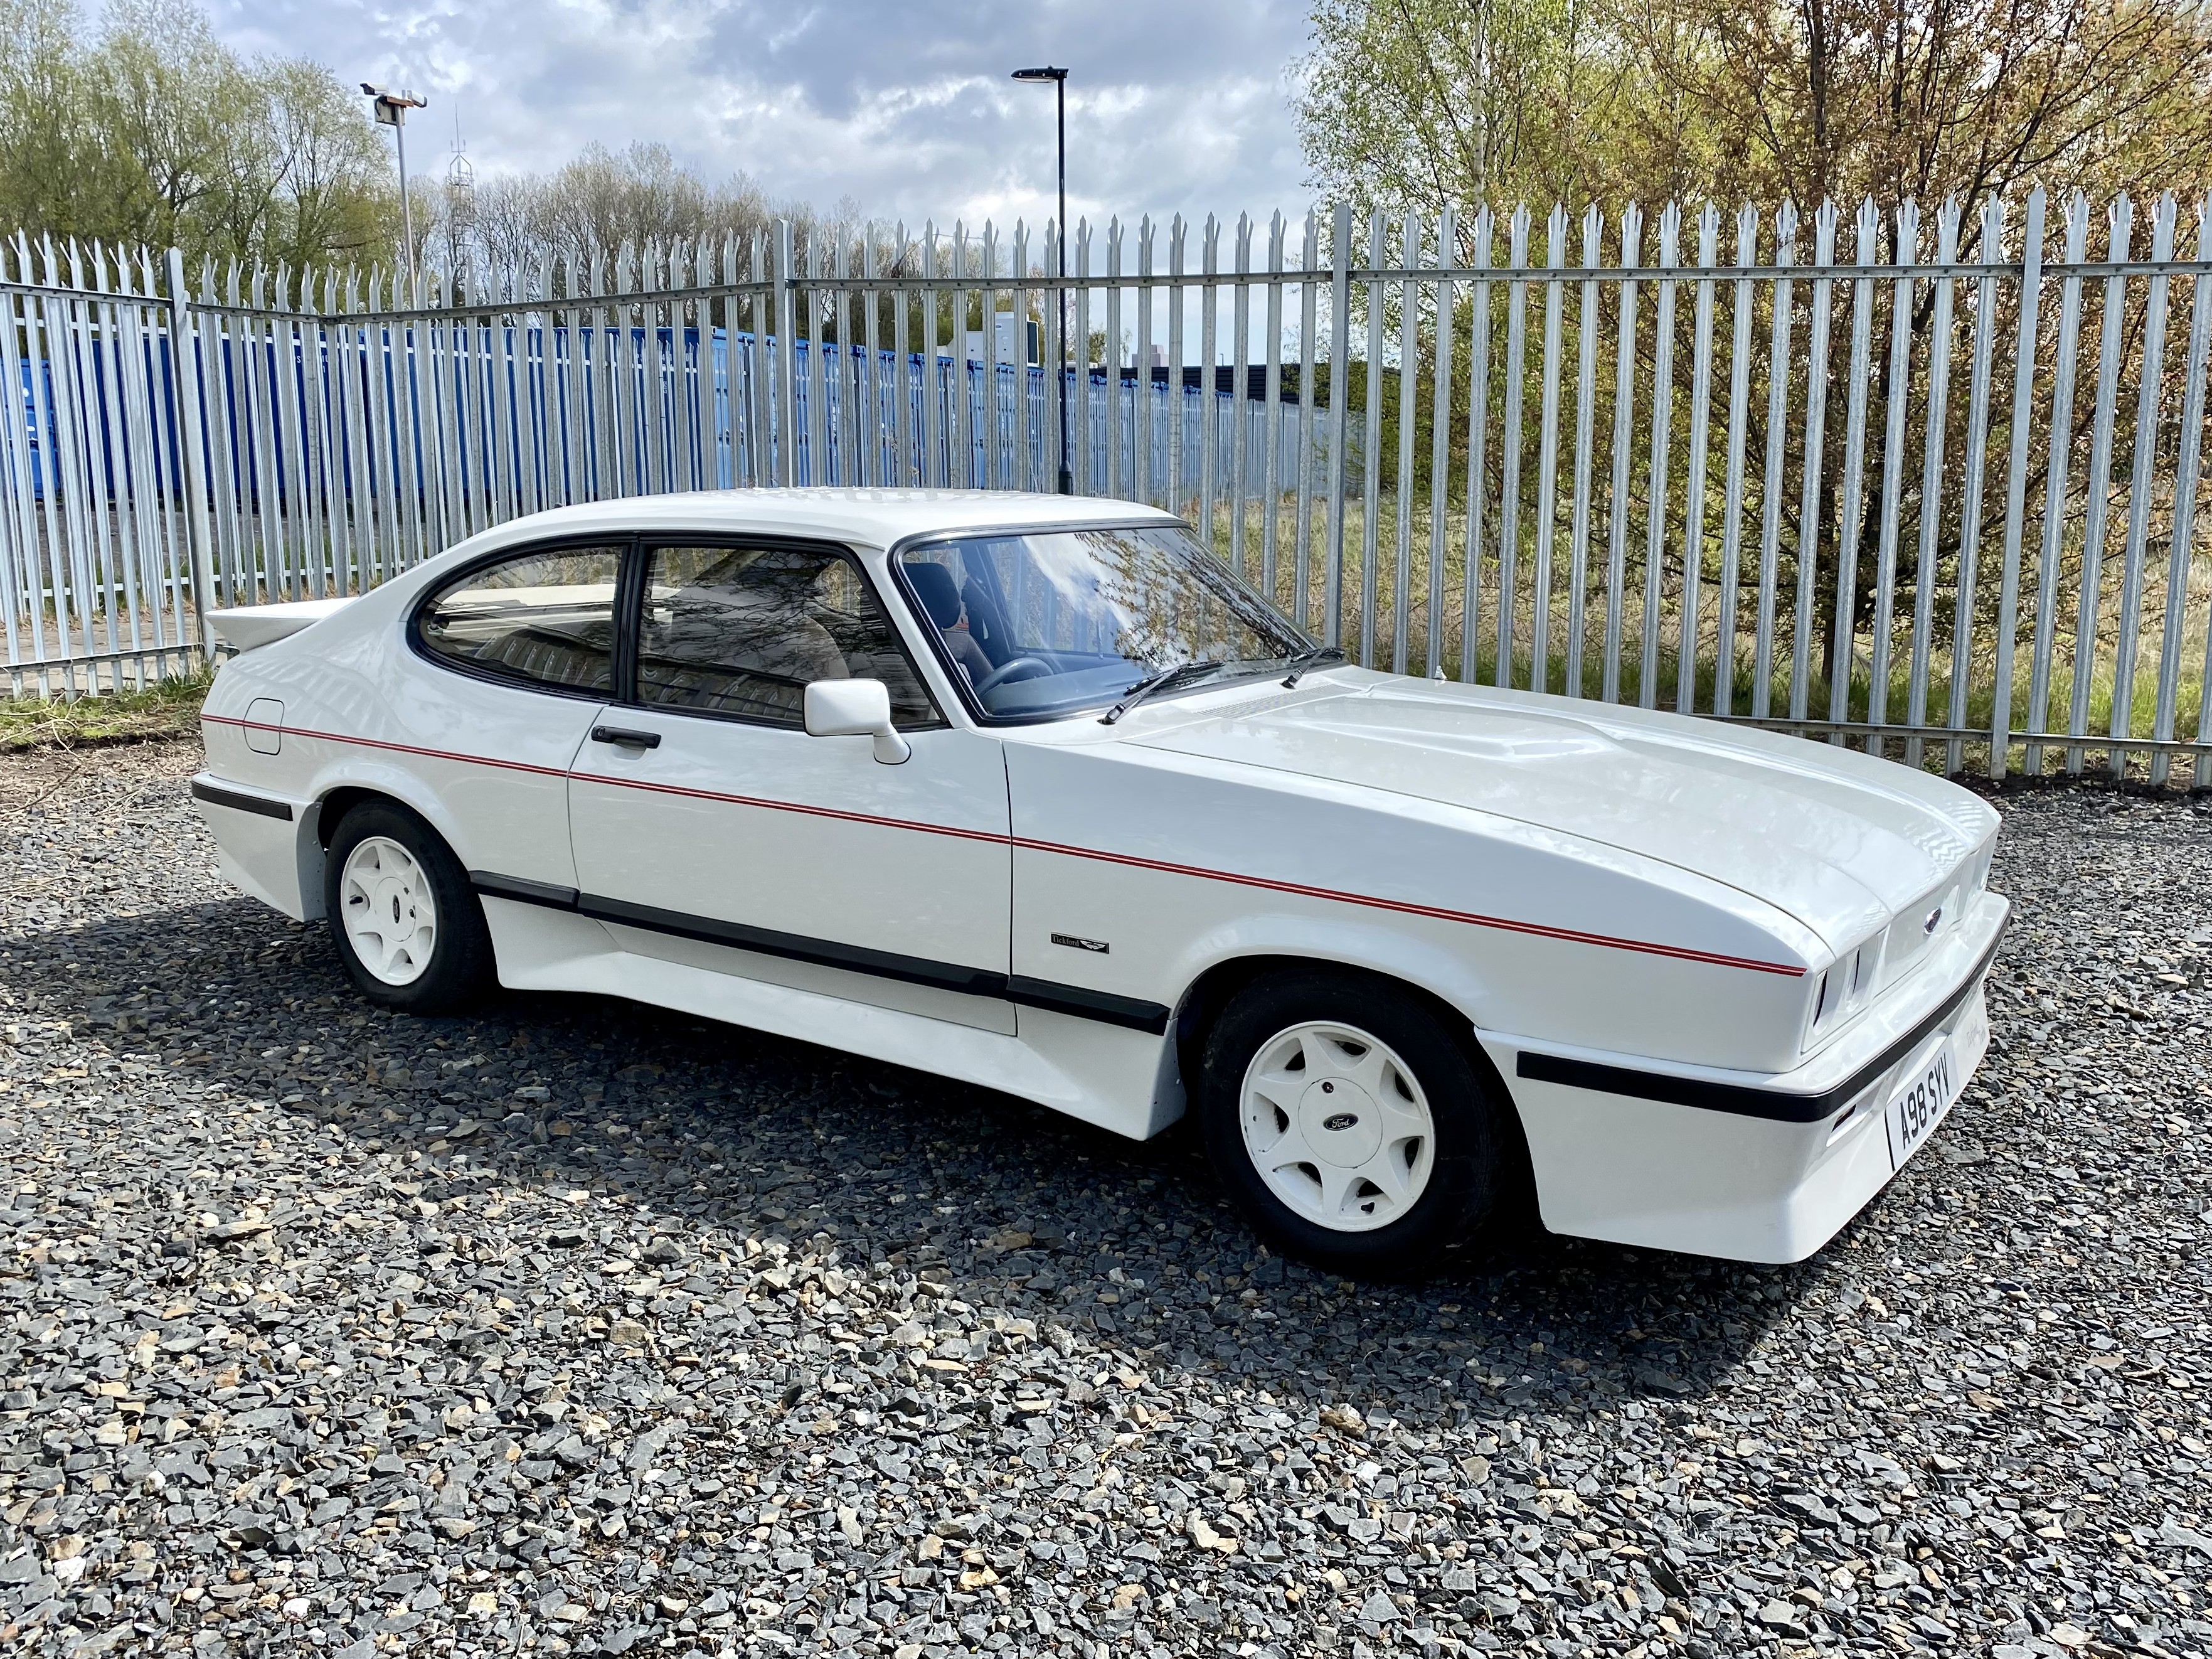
<box><xmin>0</xmin><ymin>743</ymin><xmax>2209</xmax><ymax>1659</ymax></box>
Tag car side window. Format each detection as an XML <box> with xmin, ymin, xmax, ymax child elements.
<box><xmin>416</xmin><ymin>545</ymin><xmax>624</xmax><ymax>695</ymax></box>
<box><xmin>635</xmin><ymin>543</ymin><xmax>938</xmax><ymax>728</ymax></box>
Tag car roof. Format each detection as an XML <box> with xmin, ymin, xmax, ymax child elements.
<box><xmin>452</xmin><ymin>489</ymin><xmax>1183</xmax><ymax>554</ymax></box>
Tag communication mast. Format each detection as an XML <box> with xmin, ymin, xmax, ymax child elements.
<box><xmin>445</xmin><ymin>115</ymin><xmax>476</xmax><ymax>286</ymax></box>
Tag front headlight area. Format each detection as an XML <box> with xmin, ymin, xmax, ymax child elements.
<box><xmin>1802</xmin><ymin>932</ymin><xmax>1881</xmax><ymax>1052</ymax></box>
<box><xmin>1800</xmin><ymin>832</ymin><xmax>1997</xmax><ymax>1058</ymax></box>
<box><xmin>1965</xmin><ymin>836</ymin><xmax>1996</xmax><ymax>899</ymax></box>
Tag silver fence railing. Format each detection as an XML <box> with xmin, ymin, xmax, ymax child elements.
<box><xmin>3</xmin><ymin>194</ymin><xmax>2209</xmax><ymax>787</ymax></box>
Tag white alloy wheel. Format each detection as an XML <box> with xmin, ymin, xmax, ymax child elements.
<box><xmin>1238</xmin><ymin>1021</ymin><xmax>1437</xmax><ymax>1232</ymax></box>
<box><xmin>339</xmin><ymin>835</ymin><xmax>440</xmax><ymax>986</ymax></box>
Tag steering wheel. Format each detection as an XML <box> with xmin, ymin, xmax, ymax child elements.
<box><xmin>972</xmin><ymin>656</ymin><xmax>1053</xmax><ymax>696</ymax></box>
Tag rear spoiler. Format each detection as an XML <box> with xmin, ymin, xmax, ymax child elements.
<box><xmin>208</xmin><ymin>597</ymin><xmax>355</xmax><ymax>653</ymax></box>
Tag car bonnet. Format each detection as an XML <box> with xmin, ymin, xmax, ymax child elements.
<box><xmin>1122</xmin><ymin>676</ymin><xmax>1997</xmax><ymax>955</ymax></box>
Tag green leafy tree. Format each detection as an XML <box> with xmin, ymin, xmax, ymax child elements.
<box><xmin>1297</xmin><ymin>0</ymin><xmax>2212</xmax><ymax>229</ymax></box>
<box><xmin>0</xmin><ymin>0</ymin><xmax>398</xmax><ymax>272</ymax></box>
<box><xmin>0</xmin><ymin>0</ymin><xmax>117</xmax><ymax>238</ymax></box>
<box><xmin>1292</xmin><ymin>0</ymin><xmax>1686</xmax><ymax>235</ymax></box>
<box><xmin>1292</xmin><ymin>0</ymin><xmax>2212</xmax><ymax>702</ymax></box>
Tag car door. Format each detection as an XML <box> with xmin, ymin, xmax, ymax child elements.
<box><xmin>566</xmin><ymin>538</ymin><xmax>1016</xmax><ymax>1033</ymax></box>
<box><xmin>405</xmin><ymin>539</ymin><xmax>628</xmax><ymax>892</ymax></box>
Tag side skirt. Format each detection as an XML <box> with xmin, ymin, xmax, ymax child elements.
<box><xmin>475</xmin><ymin>895</ymin><xmax>1182</xmax><ymax>1142</ymax></box>
<box><xmin>470</xmin><ymin>871</ymin><xmax>1171</xmax><ymax>1033</ymax></box>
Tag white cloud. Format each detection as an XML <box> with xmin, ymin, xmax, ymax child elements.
<box><xmin>204</xmin><ymin>0</ymin><xmax>1319</xmax><ymax>231</ymax></box>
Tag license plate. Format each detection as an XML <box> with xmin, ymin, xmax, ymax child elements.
<box><xmin>1884</xmin><ymin>1035</ymin><xmax>1961</xmax><ymax>1170</ymax></box>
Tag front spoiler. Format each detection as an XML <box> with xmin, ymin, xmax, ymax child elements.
<box><xmin>1514</xmin><ymin>920</ymin><xmax>2006</xmax><ymax>1123</ymax></box>
<box><xmin>1485</xmin><ymin>894</ymin><xmax>2009</xmax><ymax>1262</ymax></box>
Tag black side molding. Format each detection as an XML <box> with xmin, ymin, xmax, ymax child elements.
<box><xmin>190</xmin><ymin>779</ymin><xmax>293</xmax><ymax>821</ymax></box>
<box><xmin>470</xmin><ymin>871</ymin><xmax>581</xmax><ymax>909</ymax></box>
<box><xmin>1516</xmin><ymin>921</ymin><xmax>2007</xmax><ymax>1124</ymax></box>
<box><xmin>467</xmin><ymin>872</ymin><xmax>1171</xmax><ymax>1033</ymax></box>
<box><xmin>1008</xmin><ymin>976</ymin><xmax>1172</xmax><ymax>1034</ymax></box>
<box><xmin>578</xmin><ymin>892</ymin><xmax>1006</xmax><ymax>998</ymax></box>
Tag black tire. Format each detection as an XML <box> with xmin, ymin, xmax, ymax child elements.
<box><xmin>1196</xmin><ymin>966</ymin><xmax>1519</xmax><ymax>1278</ymax></box>
<box><xmin>322</xmin><ymin>799</ymin><xmax>493</xmax><ymax>1015</ymax></box>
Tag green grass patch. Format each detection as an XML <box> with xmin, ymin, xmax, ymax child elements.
<box><xmin>0</xmin><ymin>670</ymin><xmax>211</xmax><ymax>753</ymax></box>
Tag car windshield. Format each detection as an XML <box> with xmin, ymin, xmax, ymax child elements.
<box><xmin>895</xmin><ymin>525</ymin><xmax>1312</xmax><ymax>720</ymax></box>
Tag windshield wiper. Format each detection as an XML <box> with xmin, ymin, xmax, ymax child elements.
<box><xmin>1280</xmin><ymin>643</ymin><xmax>1345</xmax><ymax>688</ymax></box>
<box><xmin>1098</xmin><ymin>660</ymin><xmax>1223</xmax><ymax>725</ymax></box>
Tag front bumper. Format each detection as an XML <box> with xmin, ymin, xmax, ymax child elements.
<box><xmin>1485</xmin><ymin>893</ymin><xmax>2008</xmax><ymax>1263</ymax></box>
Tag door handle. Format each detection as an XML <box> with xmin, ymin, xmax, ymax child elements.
<box><xmin>590</xmin><ymin>725</ymin><xmax>662</xmax><ymax>750</ymax></box>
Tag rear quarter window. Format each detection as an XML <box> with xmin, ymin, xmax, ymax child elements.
<box><xmin>416</xmin><ymin>545</ymin><xmax>625</xmax><ymax>695</ymax></box>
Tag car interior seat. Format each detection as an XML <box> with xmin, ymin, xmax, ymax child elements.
<box><xmin>959</xmin><ymin>580</ymin><xmax>1017</xmax><ymax>666</ymax></box>
<box><xmin>905</xmin><ymin>562</ymin><xmax>965</xmax><ymax>633</ymax></box>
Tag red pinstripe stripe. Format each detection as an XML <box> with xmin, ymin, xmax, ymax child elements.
<box><xmin>204</xmin><ymin>713</ymin><xmax>1805</xmax><ymax>978</ymax></box>
<box><xmin>202</xmin><ymin>714</ymin><xmax>569</xmax><ymax>779</ymax></box>
<box><xmin>566</xmin><ymin>771</ymin><xmax>1011</xmax><ymax>845</ymax></box>
<box><xmin>1010</xmin><ymin>836</ymin><xmax>1806</xmax><ymax>977</ymax></box>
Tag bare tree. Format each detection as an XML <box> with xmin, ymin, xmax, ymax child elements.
<box><xmin>431</xmin><ymin>142</ymin><xmax>827</xmax><ymax>282</ymax></box>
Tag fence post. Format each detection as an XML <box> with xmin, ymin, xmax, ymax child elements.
<box><xmin>774</xmin><ymin>221</ymin><xmax>797</xmax><ymax>488</ymax></box>
<box><xmin>1428</xmin><ymin>206</ymin><xmax>1459</xmax><ymax>680</ymax></box>
<box><xmin>2108</xmin><ymin>194</ymin><xmax>2177</xmax><ymax>776</ymax></box>
<box><xmin>1602</xmin><ymin>206</ymin><xmax>1641</xmax><ymax>704</ymax></box>
<box><xmin>1360</xmin><ymin>210</ymin><xmax>1385</xmax><ymax>668</ymax></box>
<box><xmin>1713</xmin><ymin>202</ymin><xmax>1758</xmax><ymax>717</ymax></box>
<box><xmin>1324</xmin><ymin>204</ymin><xmax>1351</xmax><ymax>649</ymax></box>
<box><xmin>1752</xmin><ymin>204</ymin><xmax>1797</xmax><ymax>720</ymax></box>
<box><xmin>2152</xmin><ymin>201</ymin><xmax>2210</xmax><ymax>789</ymax></box>
<box><xmin>2066</xmin><ymin>197</ymin><xmax>2135</xmax><ymax>775</ymax></box>
<box><xmin>1392</xmin><ymin>211</ymin><xmax>1422</xmax><ymax>675</ymax></box>
<box><xmin>1789</xmin><ymin>206</ymin><xmax>1837</xmax><ymax>720</ymax></box>
<box><xmin>1533</xmin><ymin>205</ymin><xmax>1570</xmax><ymax>696</ymax></box>
<box><xmin>1501</xmin><ymin>205</ymin><xmax>1533</xmax><ymax>690</ymax></box>
<box><xmin>1943</xmin><ymin>198</ymin><xmax>2004</xmax><ymax>777</ymax></box>
<box><xmin>164</xmin><ymin>247</ymin><xmax>218</xmax><ymax>658</ymax></box>
<box><xmin>1991</xmin><ymin>189</ymin><xmax>2046</xmax><ymax>783</ymax></box>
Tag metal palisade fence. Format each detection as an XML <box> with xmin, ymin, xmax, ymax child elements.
<box><xmin>2</xmin><ymin>192</ymin><xmax>2209</xmax><ymax>787</ymax></box>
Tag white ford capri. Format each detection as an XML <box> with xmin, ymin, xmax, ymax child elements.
<box><xmin>192</xmin><ymin>489</ymin><xmax>2004</xmax><ymax>1276</ymax></box>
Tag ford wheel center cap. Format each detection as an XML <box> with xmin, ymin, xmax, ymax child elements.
<box><xmin>1299</xmin><ymin>1077</ymin><xmax>1381</xmax><ymax>1165</ymax></box>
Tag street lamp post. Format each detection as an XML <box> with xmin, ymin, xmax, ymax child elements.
<box><xmin>362</xmin><ymin>84</ymin><xmax>429</xmax><ymax>290</ymax></box>
<box><xmin>1011</xmin><ymin>65</ymin><xmax>1071</xmax><ymax>496</ymax></box>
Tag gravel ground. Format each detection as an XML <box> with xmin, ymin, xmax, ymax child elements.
<box><xmin>1</xmin><ymin>742</ymin><xmax>2209</xmax><ymax>1659</ymax></box>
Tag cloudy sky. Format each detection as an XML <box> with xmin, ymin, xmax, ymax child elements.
<box><xmin>206</xmin><ymin>0</ymin><xmax>1319</xmax><ymax>232</ymax></box>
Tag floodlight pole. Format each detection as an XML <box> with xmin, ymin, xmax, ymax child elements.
<box><xmin>363</xmin><ymin>85</ymin><xmax>429</xmax><ymax>291</ymax></box>
<box><xmin>396</xmin><ymin>118</ymin><xmax>413</xmax><ymax>281</ymax></box>
<box><xmin>1012</xmin><ymin>66</ymin><xmax>1071</xmax><ymax>494</ymax></box>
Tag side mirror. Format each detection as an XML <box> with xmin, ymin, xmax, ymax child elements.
<box><xmin>803</xmin><ymin>678</ymin><xmax>911</xmax><ymax>765</ymax></box>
